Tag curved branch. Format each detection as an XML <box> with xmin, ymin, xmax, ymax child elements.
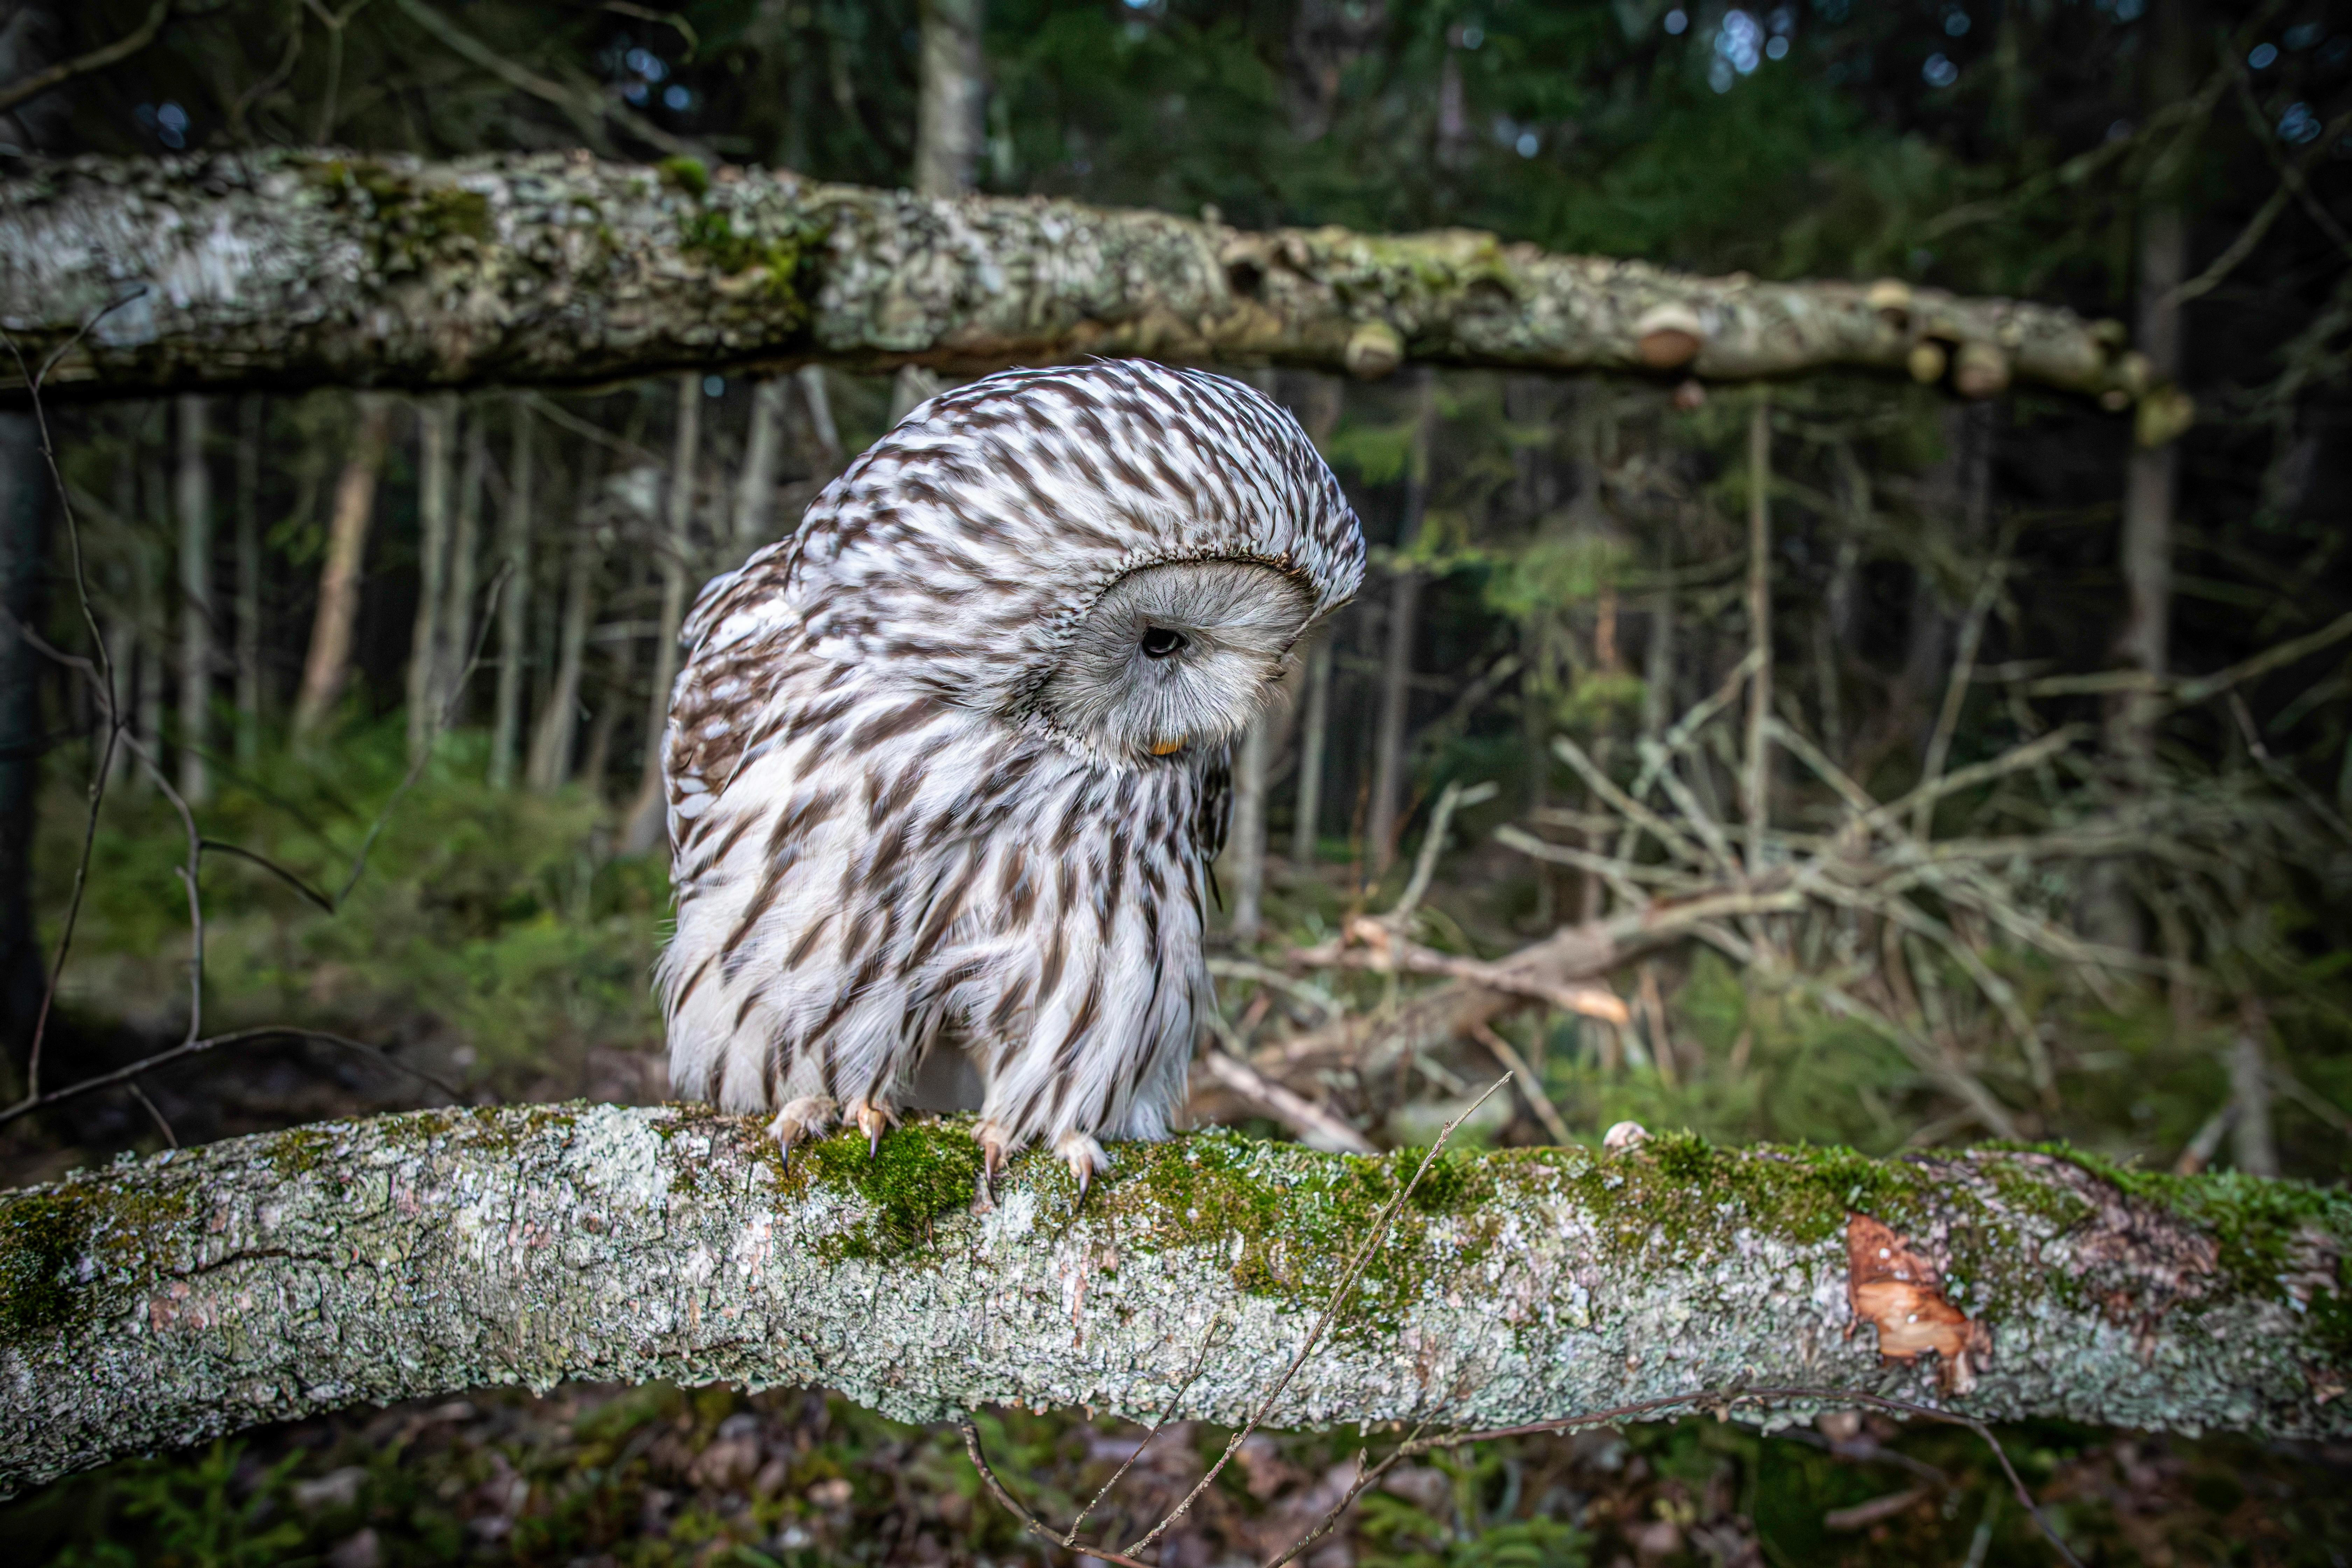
<box><xmin>0</xmin><ymin>149</ymin><xmax>2132</xmax><ymax>403</ymax></box>
<box><xmin>0</xmin><ymin>0</ymin><xmax>173</xmax><ymax>117</ymax></box>
<box><xmin>4</xmin><ymin>1102</ymin><xmax>2348</xmax><ymax>1498</ymax></box>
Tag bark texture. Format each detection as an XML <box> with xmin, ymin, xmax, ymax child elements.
<box><xmin>5</xmin><ymin>1103</ymin><xmax>2349</xmax><ymax>1497</ymax></box>
<box><xmin>0</xmin><ymin>150</ymin><xmax>2134</xmax><ymax>402</ymax></box>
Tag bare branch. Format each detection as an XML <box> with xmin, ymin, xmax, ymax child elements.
<box><xmin>0</xmin><ymin>0</ymin><xmax>172</xmax><ymax>116</ymax></box>
<box><xmin>8</xmin><ymin>1104</ymin><xmax>2345</xmax><ymax>1499</ymax></box>
<box><xmin>2</xmin><ymin>153</ymin><xmax>2135</xmax><ymax>402</ymax></box>
<box><xmin>1197</xmin><ymin>1048</ymin><xmax>1373</xmax><ymax>1154</ymax></box>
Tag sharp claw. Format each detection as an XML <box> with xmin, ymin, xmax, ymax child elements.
<box><xmin>1073</xmin><ymin>1160</ymin><xmax>1092</xmax><ymax>1203</ymax></box>
<box><xmin>869</xmin><ymin>1123</ymin><xmax>883</xmax><ymax>1158</ymax></box>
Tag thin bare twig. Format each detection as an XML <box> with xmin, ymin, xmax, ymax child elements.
<box><xmin>1294</xmin><ymin>925</ymin><xmax>1632</xmax><ymax>1024</ymax></box>
<box><xmin>959</xmin><ymin>1421</ymin><xmax>1154</xmax><ymax>1568</ymax></box>
<box><xmin>124</xmin><ymin>1078</ymin><xmax>177</xmax><ymax>1147</ymax></box>
<box><xmin>1204</xmin><ymin>958</ymin><xmax>1342</xmax><ymax>1021</ymax></box>
<box><xmin>1392</xmin><ymin>779</ymin><xmax>1497</xmax><ymax>923</ymax></box>
<box><xmin>0</xmin><ymin>0</ymin><xmax>173</xmax><ymax>115</ymax></box>
<box><xmin>1197</xmin><ymin>1047</ymin><xmax>1373</xmax><ymax>1155</ymax></box>
<box><xmin>1915</xmin><ymin>548</ymin><xmax>2010</xmax><ymax>841</ymax></box>
<box><xmin>0</xmin><ymin>1025</ymin><xmax>461</xmax><ymax>1130</ymax></box>
<box><xmin>1120</xmin><ymin>1078</ymin><xmax>1511</xmax><ymax>1559</ymax></box>
<box><xmin>1471</xmin><ymin>1021</ymin><xmax>1573</xmax><ymax>1144</ymax></box>
<box><xmin>1062</xmin><ymin>1317</ymin><xmax>1232</xmax><ymax>1546</ymax></box>
<box><xmin>1552</xmin><ymin>734</ymin><xmax>1706</xmax><ymax>866</ymax></box>
<box><xmin>1</xmin><ymin>298</ymin><xmax>147</xmax><ymax>1097</ymax></box>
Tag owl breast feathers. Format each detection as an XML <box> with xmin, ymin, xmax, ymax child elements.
<box><xmin>654</xmin><ymin>360</ymin><xmax>1364</xmax><ymax>1188</ymax></box>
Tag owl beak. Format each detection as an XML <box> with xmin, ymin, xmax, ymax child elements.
<box><xmin>1149</xmin><ymin>739</ymin><xmax>1184</xmax><ymax>756</ymax></box>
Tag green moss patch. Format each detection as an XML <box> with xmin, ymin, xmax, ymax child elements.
<box><xmin>679</xmin><ymin>207</ymin><xmax>824</xmax><ymax>317</ymax></box>
<box><xmin>657</xmin><ymin>156</ymin><xmax>710</xmax><ymax>197</ymax></box>
<box><xmin>300</xmin><ymin>158</ymin><xmax>496</xmax><ymax>273</ymax></box>
<box><xmin>0</xmin><ymin>1190</ymin><xmax>89</xmax><ymax>1342</ymax></box>
<box><xmin>794</xmin><ymin>1119</ymin><xmax>987</xmax><ymax>1263</ymax></box>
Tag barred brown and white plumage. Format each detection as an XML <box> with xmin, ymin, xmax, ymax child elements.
<box><xmin>654</xmin><ymin>360</ymin><xmax>1364</xmax><ymax>1188</ymax></box>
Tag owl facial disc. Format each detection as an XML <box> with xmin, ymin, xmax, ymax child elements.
<box><xmin>1039</xmin><ymin>559</ymin><xmax>1314</xmax><ymax>761</ymax></box>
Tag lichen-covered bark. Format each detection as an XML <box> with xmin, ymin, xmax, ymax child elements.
<box><xmin>0</xmin><ymin>150</ymin><xmax>2134</xmax><ymax>402</ymax></box>
<box><xmin>4</xmin><ymin>1105</ymin><xmax>2347</xmax><ymax>1495</ymax></box>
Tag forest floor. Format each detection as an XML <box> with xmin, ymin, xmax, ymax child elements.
<box><xmin>12</xmin><ymin>1369</ymin><xmax>2352</xmax><ymax>1567</ymax></box>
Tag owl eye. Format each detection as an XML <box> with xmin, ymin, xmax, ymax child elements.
<box><xmin>1140</xmin><ymin>626</ymin><xmax>1188</xmax><ymax>659</ymax></box>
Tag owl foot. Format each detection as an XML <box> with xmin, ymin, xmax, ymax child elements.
<box><xmin>847</xmin><ymin>1097</ymin><xmax>900</xmax><ymax>1158</ymax></box>
<box><xmin>972</xmin><ymin>1118</ymin><xmax>1013</xmax><ymax>1198</ymax></box>
<box><xmin>768</xmin><ymin>1096</ymin><xmax>838</xmax><ymax>1167</ymax></box>
<box><xmin>1054</xmin><ymin>1131</ymin><xmax>1110</xmax><ymax>1204</ymax></box>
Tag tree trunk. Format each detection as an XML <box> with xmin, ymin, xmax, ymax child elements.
<box><xmin>434</xmin><ymin>405</ymin><xmax>489</xmax><ymax>722</ymax></box>
<box><xmin>2093</xmin><ymin>0</ymin><xmax>2194</xmax><ymax>956</ymax></box>
<box><xmin>915</xmin><ymin>0</ymin><xmax>985</xmax><ymax>200</ymax></box>
<box><xmin>292</xmin><ymin>394</ymin><xmax>393</xmax><ymax>738</ymax></box>
<box><xmin>622</xmin><ymin>374</ymin><xmax>701</xmax><ymax>853</ymax></box>
<box><xmin>232</xmin><ymin>397</ymin><xmax>263</xmax><ymax>767</ymax></box>
<box><xmin>732</xmin><ymin>376</ymin><xmax>789</xmax><ymax>546</ymax></box>
<box><xmin>488</xmin><ymin>397</ymin><xmax>535</xmax><ymax>788</ymax></box>
<box><xmin>1290</xmin><ymin>637</ymin><xmax>1332</xmax><ymax>866</ymax></box>
<box><xmin>796</xmin><ymin>365</ymin><xmax>843</xmax><ymax>471</ymax></box>
<box><xmin>0</xmin><ymin>411</ymin><xmax>48</xmax><ymax>1069</ymax></box>
<box><xmin>1366</xmin><ymin>371</ymin><xmax>1435</xmax><ymax>877</ymax></box>
<box><xmin>1283</xmin><ymin>373</ymin><xmax>1344</xmax><ymax>873</ymax></box>
<box><xmin>4</xmin><ymin>1103</ymin><xmax>2347</xmax><ymax>1497</ymax></box>
<box><xmin>404</xmin><ymin>395</ymin><xmax>455</xmax><ymax>761</ymax></box>
<box><xmin>102</xmin><ymin>451</ymin><xmax>138</xmax><ymax>791</ymax></box>
<box><xmin>579</xmin><ymin>616</ymin><xmax>637</xmax><ymax>801</ymax></box>
<box><xmin>891</xmin><ymin>0</ymin><xmax>988</xmax><ymax>426</ymax></box>
<box><xmin>1742</xmin><ymin>395</ymin><xmax>1771</xmax><ymax>873</ymax></box>
<box><xmin>1228</xmin><ymin>716</ymin><xmax>1269</xmax><ymax>940</ymax></box>
<box><xmin>2230</xmin><ymin>998</ymin><xmax>2280</xmax><ymax>1178</ymax></box>
<box><xmin>134</xmin><ymin>446</ymin><xmax>164</xmax><ymax>790</ymax></box>
<box><xmin>526</xmin><ymin>450</ymin><xmax>600</xmax><ymax>793</ymax></box>
<box><xmin>0</xmin><ymin>152</ymin><xmax>2134</xmax><ymax>404</ymax></box>
<box><xmin>174</xmin><ymin>393</ymin><xmax>211</xmax><ymax>803</ymax></box>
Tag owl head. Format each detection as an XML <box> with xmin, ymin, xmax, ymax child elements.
<box><xmin>763</xmin><ymin>360</ymin><xmax>1366</xmax><ymax>765</ymax></box>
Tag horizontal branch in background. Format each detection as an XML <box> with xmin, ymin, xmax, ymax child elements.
<box><xmin>1</xmin><ymin>149</ymin><xmax>2137</xmax><ymax>403</ymax></box>
<box><xmin>6</xmin><ymin>1103</ymin><xmax>2346</xmax><ymax>1496</ymax></box>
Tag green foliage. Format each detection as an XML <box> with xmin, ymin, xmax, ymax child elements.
<box><xmin>1474</xmin><ymin>535</ymin><xmax>1630</xmax><ymax>625</ymax></box>
<box><xmin>47</xmin><ymin>1442</ymin><xmax>307</xmax><ymax>1568</ymax></box>
<box><xmin>39</xmin><ymin>722</ymin><xmax>666</xmax><ymax>1098</ymax></box>
<box><xmin>1358</xmin><ymin>1492</ymin><xmax>1590</xmax><ymax>1568</ymax></box>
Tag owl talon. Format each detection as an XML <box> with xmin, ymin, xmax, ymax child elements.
<box><xmin>848</xmin><ymin>1098</ymin><xmax>899</xmax><ymax>1158</ymax></box>
<box><xmin>973</xmin><ymin>1119</ymin><xmax>1011</xmax><ymax>1197</ymax></box>
<box><xmin>1055</xmin><ymin>1132</ymin><xmax>1109</xmax><ymax>1204</ymax></box>
<box><xmin>768</xmin><ymin>1096</ymin><xmax>838</xmax><ymax>1166</ymax></box>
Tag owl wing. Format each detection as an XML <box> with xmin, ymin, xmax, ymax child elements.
<box><xmin>662</xmin><ymin>547</ymin><xmax>799</xmax><ymax>841</ymax></box>
<box><xmin>1195</xmin><ymin>746</ymin><xmax>1233</xmax><ymax>866</ymax></box>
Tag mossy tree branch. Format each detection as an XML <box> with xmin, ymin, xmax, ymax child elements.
<box><xmin>0</xmin><ymin>149</ymin><xmax>2136</xmax><ymax>403</ymax></box>
<box><xmin>5</xmin><ymin>1103</ymin><xmax>2349</xmax><ymax>1496</ymax></box>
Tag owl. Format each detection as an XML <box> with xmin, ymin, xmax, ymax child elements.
<box><xmin>654</xmin><ymin>360</ymin><xmax>1364</xmax><ymax>1190</ymax></box>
